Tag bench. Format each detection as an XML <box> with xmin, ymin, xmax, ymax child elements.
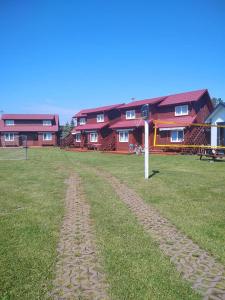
<box><xmin>198</xmin><ymin>149</ymin><xmax>225</xmax><ymax>161</ymax></box>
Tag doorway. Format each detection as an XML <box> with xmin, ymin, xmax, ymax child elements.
<box><xmin>217</xmin><ymin>122</ymin><xmax>225</xmax><ymax>146</ymax></box>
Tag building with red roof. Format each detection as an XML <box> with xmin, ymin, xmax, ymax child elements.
<box><xmin>67</xmin><ymin>89</ymin><xmax>213</xmax><ymax>152</ymax></box>
<box><xmin>71</xmin><ymin>103</ymin><xmax>124</xmax><ymax>150</ymax></box>
<box><xmin>108</xmin><ymin>89</ymin><xmax>213</xmax><ymax>151</ymax></box>
<box><xmin>0</xmin><ymin>114</ymin><xmax>59</xmax><ymax>147</ymax></box>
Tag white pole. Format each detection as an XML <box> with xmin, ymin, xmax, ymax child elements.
<box><xmin>144</xmin><ymin>120</ymin><xmax>149</xmax><ymax>179</ymax></box>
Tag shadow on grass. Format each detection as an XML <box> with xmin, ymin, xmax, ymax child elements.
<box><xmin>149</xmin><ymin>170</ymin><xmax>160</xmax><ymax>178</ymax></box>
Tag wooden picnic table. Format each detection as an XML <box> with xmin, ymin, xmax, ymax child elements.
<box><xmin>198</xmin><ymin>149</ymin><xmax>225</xmax><ymax>161</ymax></box>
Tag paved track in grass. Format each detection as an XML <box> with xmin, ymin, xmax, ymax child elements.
<box><xmin>51</xmin><ymin>174</ymin><xmax>108</xmax><ymax>300</ymax></box>
<box><xmin>94</xmin><ymin>168</ymin><xmax>225</xmax><ymax>300</ymax></box>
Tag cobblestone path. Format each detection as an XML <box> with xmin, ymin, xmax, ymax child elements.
<box><xmin>95</xmin><ymin>169</ymin><xmax>225</xmax><ymax>300</ymax></box>
<box><xmin>51</xmin><ymin>175</ymin><xmax>108</xmax><ymax>300</ymax></box>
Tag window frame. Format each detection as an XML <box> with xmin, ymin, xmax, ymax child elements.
<box><xmin>43</xmin><ymin>120</ymin><xmax>52</xmax><ymax>126</ymax></box>
<box><xmin>96</xmin><ymin>114</ymin><xmax>104</xmax><ymax>123</ymax></box>
<box><xmin>171</xmin><ymin>130</ymin><xmax>184</xmax><ymax>143</ymax></box>
<box><xmin>5</xmin><ymin>120</ymin><xmax>14</xmax><ymax>126</ymax></box>
<box><xmin>79</xmin><ymin>117</ymin><xmax>86</xmax><ymax>125</ymax></box>
<box><xmin>126</xmin><ymin>110</ymin><xmax>136</xmax><ymax>120</ymax></box>
<box><xmin>119</xmin><ymin>130</ymin><xmax>129</xmax><ymax>142</ymax></box>
<box><xmin>90</xmin><ymin>132</ymin><xmax>98</xmax><ymax>143</ymax></box>
<box><xmin>74</xmin><ymin>118</ymin><xmax>78</xmax><ymax>127</ymax></box>
<box><xmin>75</xmin><ymin>133</ymin><xmax>81</xmax><ymax>142</ymax></box>
<box><xmin>175</xmin><ymin>105</ymin><xmax>188</xmax><ymax>116</ymax></box>
<box><xmin>43</xmin><ymin>132</ymin><xmax>53</xmax><ymax>141</ymax></box>
<box><xmin>4</xmin><ymin>133</ymin><xmax>15</xmax><ymax>141</ymax></box>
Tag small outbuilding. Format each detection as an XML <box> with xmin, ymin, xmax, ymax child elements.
<box><xmin>205</xmin><ymin>102</ymin><xmax>225</xmax><ymax>147</ymax></box>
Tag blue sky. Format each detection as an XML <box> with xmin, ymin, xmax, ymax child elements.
<box><xmin>0</xmin><ymin>0</ymin><xmax>225</xmax><ymax>123</ymax></box>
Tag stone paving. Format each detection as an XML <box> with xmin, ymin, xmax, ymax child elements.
<box><xmin>50</xmin><ymin>175</ymin><xmax>108</xmax><ymax>300</ymax></box>
<box><xmin>95</xmin><ymin>169</ymin><xmax>225</xmax><ymax>300</ymax></box>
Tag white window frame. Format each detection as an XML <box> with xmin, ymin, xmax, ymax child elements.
<box><xmin>171</xmin><ymin>130</ymin><xmax>184</xmax><ymax>143</ymax></box>
<box><xmin>5</xmin><ymin>120</ymin><xmax>14</xmax><ymax>126</ymax></box>
<box><xmin>79</xmin><ymin>118</ymin><xmax>86</xmax><ymax>125</ymax></box>
<box><xmin>126</xmin><ymin>110</ymin><xmax>136</xmax><ymax>120</ymax></box>
<box><xmin>119</xmin><ymin>130</ymin><xmax>129</xmax><ymax>142</ymax></box>
<box><xmin>75</xmin><ymin>133</ymin><xmax>81</xmax><ymax>142</ymax></box>
<box><xmin>97</xmin><ymin>114</ymin><xmax>104</xmax><ymax>123</ymax></box>
<box><xmin>90</xmin><ymin>132</ymin><xmax>98</xmax><ymax>142</ymax></box>
<box><xmin>43</xmin><ymin>132</ymin><xmax>52</xmax><ymax>141</ymax></box>
<box><xmin>4</xmin><ymin>133</ymin><xmax>15</xmax><ymax>141</ymax></box>
<box><xmin>43</xmin><ymin>120</ymin><xmax>52</xmax><ymax>126</ymax></box>
<box><xmin>74</xmin><ymin>118</ymin><xmax>78</xmax><ymax>127</ymax></box>
<box><xmin>175</xmin><ymin>105</ymin><xmax>188</xmax><ymax>116</ymax></box>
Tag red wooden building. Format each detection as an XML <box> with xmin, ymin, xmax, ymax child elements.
<box><xmin>71</xmin><ymin>104</ymin><xmax>123</xmax><ymax>150</ymax></box>
<box><xmin>110</xmin><ymin>89</ymin><xmax>213</xmax><ymax>151</ymax></box>
<box><xmin>0</xmin><ymin>114</ymin><xmax>59</xmax><ymax>147</ymax></box>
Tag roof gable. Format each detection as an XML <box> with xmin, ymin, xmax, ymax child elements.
<box><xmin>120</xmin><ymin>97</ymin><xmax>165</xmax><ymax>109</ymax></box>
<box><xmin>205</xmin><ymin>102</ymin><xmax>225</xmax><ymax>123</ymax></box>
<box><xmin>119</xmin><ymin>89</ymin><xmax>209</xmax><ymax>110</ymax></box>
<box><xmin>0</xmin><ymin>114</ymin><xmax>59</xmax><ymax>132</ymax></box>
<box><xmin>2</xmin><ymin>114</ymin><xmax>55</xmax><ymax>120</ymax></box>
<box><xmin>74</xmin><ymin>103</ymin><xmax>124</xmax><ymax>117</ymax></box>
<box><xmin>159</xmin><ymin>89</ymin><xmax>208</xmax><ymax>106</ymax></box>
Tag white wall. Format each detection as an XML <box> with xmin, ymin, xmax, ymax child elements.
<box><xmin>209</xmin><ymin>106</ymin><xmax>225</xmax><ymax>146</ymax></box>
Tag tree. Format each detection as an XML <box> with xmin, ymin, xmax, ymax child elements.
<box><xmin>60</xmin><ymin>121</ymin><xmax>71</xmax><ymax>138</ymax></box>
<box><xmin>211</xmin><ymin>97</ymin><xmax>224</xmax><ymax>108</ymax></box>
<box><xmin>70</xmin><ymin>118</ymin><xmax>75</xmax><ymax>129</ymax></box>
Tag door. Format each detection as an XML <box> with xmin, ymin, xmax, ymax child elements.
<box><xmin>217</xmin><ymin>122</ymin><xmax>225</xmax><ymax>146</ymax></box>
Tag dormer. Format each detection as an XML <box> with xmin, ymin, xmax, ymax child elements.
<box><xmin>43</xmin><ymin>120</ymin><xmax>52</xmax><ymax>126</ymax></box>
<box><xmin>125</xmin><ymin>110</ymin><xmax>136</xmax><ymax>120</ymax></box>
<box><xmin>97</xmin><ymin>113</ymin><xmax>104</xmax><ymax>123</ymax></box>
<box><xmin>175</xmin><ymin>105</ymin><xmax>188</xmax><ymax>116</ymax></box>
<box><xmin>5</xmin><ymin>120</ymin><xmax>14</xmax><ymax>126</ymax></box>
<box><xmin>79</xmin><ymin>117</ymin><xmax>86</xmax><ymax>125</ymax></box>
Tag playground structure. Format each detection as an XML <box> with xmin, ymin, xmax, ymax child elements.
<box><xmin>153</xmin><ymin>120</ymin><xmax>225</xmax><ymax>155</ymax></box>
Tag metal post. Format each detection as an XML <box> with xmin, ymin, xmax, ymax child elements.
<box><xmin>144</xmin><ymin>120</ymin><xmax>149</xmax><ymax>179</ymax></box>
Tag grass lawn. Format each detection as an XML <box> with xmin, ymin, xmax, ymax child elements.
<box><xmin>64</xmin><ymin>151</ymin><xmax>225</xmax><ymax>265</ymax></box>
<box><xmin>0</xmin><ymin>149</ymin><xmax>70</xmax><ymax>299</ymax></box>
<box><xmin>1</xmin><ymin>148</ymin><xmax>224</xmax><ymax>299</ymax></box>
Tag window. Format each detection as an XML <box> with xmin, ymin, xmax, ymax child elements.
<box><xmin>43</xmin><ymin>132</ymin><xmax>52</xmax><ymax>141</ymax></box>
<box><xmin>175</xmin><ymin>105</ymin><xmax>188</xmax><ymax>116</ymax></box>
<box><xmin>74</xmin><ymin>118</ymin><xmax>78</xmax><ymax>127</ymax></box>
<box><xmin>126</xmin><ymin>110</ymin><xmax>136</xmax><ymax>119</ymax></box>
<box><xmin>171</xmin><ymin>130</ymin><xmax>184</xmax><ymax>142</ymax></box>
<box><xmin>97</xmin><ymin>114</ymin><xmax>104</xmax><ymax>123</ymax></box>
<box><xmin>4</xmin><ymin>133</ymin><xmax>14</xmax><ymax>141</ymax></box>
<box><xmin>43</xmin><ymin>120</ymin><xmax>52</xmax><ymax>126</ymax></box>
<box><xmin>75</xmin><ymin>133</ymin><xmax>81</xmax><ymax>142</ymax></box>
<box><xmin>119</xmin><ymin>130</ymin><xmax>129</xmax><ymax>142</ymax></box>
<box><xmin>90</xmin><ymin>132</ymin><xmax>98</xmax><ymax>142</ymax></box>
<box><xmin>79</xmin><ymin>118</ymin><xmax>86</xmax><ymax>125</ymax></box>
<box><xmin>5</xmin><ymin>120</ymin><xmax>14</xmax><ymax>126</ymax></box>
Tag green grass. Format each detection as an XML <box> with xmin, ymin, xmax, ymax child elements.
<box><xmin>0</xmin><ymin>149</ymin><xmax>70</xmax><ymax>299</ymax></box>
<box><xmin>75</xmin><ymin>164</ymin><xmax>200</xmax><ymax>299</ymax></box>
<box><xmin>63</xmin><ymin>151</ymin><xmax>225</xmax><ymax>265</ymax></box>
<box><xmin>1</xmin><ymin>148</ymin><xmax>224</xmax><ymax>299</ymax></box>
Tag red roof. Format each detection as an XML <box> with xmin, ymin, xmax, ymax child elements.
<box><xmin>74</xmin><ymin>103</ymin><xmax>124</xmax><ymax>117</ymax></box>
<box><xmin>155</xmin><ymin>116</ymin><xmax>196</xmax><ymax>128</ymax></box>
<box><xmin>0</xmin><ymin>125</ymin><xmax>59</xmax><ymax>132</ymax></box>
<box><xmin>0</xmin><ymin>114</ymin><xmax>59</xmax><ymax>132</ymax></box>
<box><xmin>158</xmin><ymin>89</ymin><xmax>208</xmax><ymax>106</ymax></box>
<box><xmin>75</xmin><ymin>122</ymin><xmax>109</xmax><ymax>131</ymax></box>
<box><xmin>121</xmin><ymin>97</ymin><xmax>165</xmax><ymax>109</ymax></box>
<box><xmin>2</xmin><ymin>114</ymin><xmax>55</xmax><ymax>120</ymax></box>
<box><xmin>110</xmin><ymin>119</ymin><xmax>147</xmax><ymax>129</ymax></box>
